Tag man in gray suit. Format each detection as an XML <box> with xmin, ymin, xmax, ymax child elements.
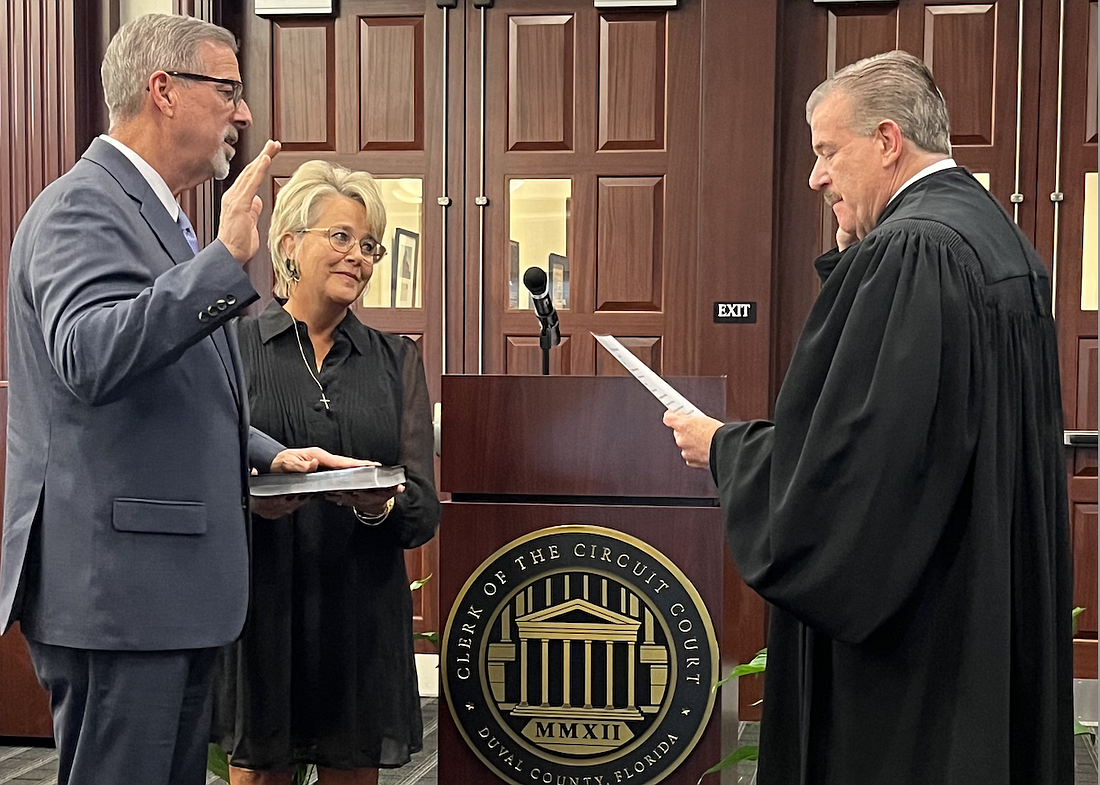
<box><xmin>1</xmin><ymin>14</ymin><xmax>362</xmax><ymax>785</ymax></box>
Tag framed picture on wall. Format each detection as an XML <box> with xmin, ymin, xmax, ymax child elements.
<box><xmin>391</xmin><ymin>228</ymin><xmax>419</xmax><ymax>308</ymax></box>
<box><xmin>509</xmin><ymin>240</ymin><xmax>520</xmax><ymax>309</ymax></box>
<box><xmin>549</xmin><ymin>253</ymin><xmax>569</xmax><ymax>309</ymax></box>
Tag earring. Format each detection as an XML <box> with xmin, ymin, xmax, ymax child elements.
<box><xmin>287</xmin><ymin>259</ymin><xmax>300</xmax><ymax>282</ymax></box>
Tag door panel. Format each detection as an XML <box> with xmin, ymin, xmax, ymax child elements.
<box><xmin>271</xmin><ymin>20</ymin><xmax>335</xmax><ymax>151</ymax></box>
<box><xmin>508</xmin><ymin>15</ymin><xmax>574</xmax><ymax>151</ymax></box>
<box><xmin>598</xmin><ymin>15</ymin><xmax>666</xmax><ymax>151</ymax></box>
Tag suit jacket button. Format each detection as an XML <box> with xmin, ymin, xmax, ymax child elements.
<box><xmin>199</xmin><ymin>311</ymin><xmax>209</xmax><ymax>322</ymax></box>
<box><xmin>226</xmin><ymin>294</ymin><xmax>237</xmax><ymax>306</ymax></box>
<box><xmin>216</xmin><ymin>299</ymin><xmax>228</xmax><ymax>311</ymax></box>
<box><xmin>207</xmin><ymin>305</ymin><xmax>219</xmax><ymax>316</ymax></box>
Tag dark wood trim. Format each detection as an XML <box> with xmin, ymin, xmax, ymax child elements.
<box><xmin>1073</xmin><ymin>639</ymin><xmax>1098</xmax><ymax>680</ymax></box>
<box><xmin>175</xmin><ymin>0</ymin><xmax>227</xmax><ymax>247</ymax></box>
<box><xmin>696</xmin><ymin>0</ymin><xmax>779</xmax><ymax>720</ymax></box>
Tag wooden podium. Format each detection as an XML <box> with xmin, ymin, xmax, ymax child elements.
<box><xmin>438</xmin><ymin>375</ymin><xmax>734</xmax><ymax>785</ymax></box>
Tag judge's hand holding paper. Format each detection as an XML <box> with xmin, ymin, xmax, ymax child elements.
<box><xmin>662</xmin><ymin>410</ymin><xmax>723</xmax><ymax>469</ymax></box>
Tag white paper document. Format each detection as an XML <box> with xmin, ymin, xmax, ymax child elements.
<box><xmin>592</xmin><ymin>333</ymin><xmax>700</xmax><ymax>416</ymax></box>
<box><xmin>249</xmin><ymin>465</ymin><xmax>406</xmax><ymax>497</ymax></box>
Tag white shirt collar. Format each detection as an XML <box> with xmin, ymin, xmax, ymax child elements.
<box><xmin>888</xmin><ymin>157</ymin><xmax>958</xmax><ymax>205</ymax></box>
<box><xmin>98</xmin><ymin>134</ymin><xmax>180</xmax><ymax>221</ymax></box>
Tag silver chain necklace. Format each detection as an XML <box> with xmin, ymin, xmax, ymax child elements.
<box><xmin>291</xmin><ymin>319</ymin><xmax>331</xmax><ymax>410</ymax></box>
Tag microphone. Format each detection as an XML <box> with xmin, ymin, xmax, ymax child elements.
<box><xmin>523</xmin><ymin>267</ymin><xmax>561</xmax><ymax>348</ymax></box>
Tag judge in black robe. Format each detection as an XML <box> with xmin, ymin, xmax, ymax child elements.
<box><xmin>665</xmin><ymin>51</ymin><xmax>1073</xmax><ymax>785</ymax></box>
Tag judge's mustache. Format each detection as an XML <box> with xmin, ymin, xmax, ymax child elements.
<box><xmin>823</xmin><ymin>190</ymin><xmax>841</xmax><ymax>207</ymax></box>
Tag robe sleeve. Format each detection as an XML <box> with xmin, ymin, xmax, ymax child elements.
<box><xmin>385</xmin><ymin>337</ymin><xmax>441</xmax><ymax>549</ymax></box>
<box><xmin>711</xmin><ymin>224</ymin><xmax>982</xmax><ymax>643</ymax></box>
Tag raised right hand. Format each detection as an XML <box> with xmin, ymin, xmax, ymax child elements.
<box><xmin>217</xmin><ymin>139</ymin><xmax>281</xmax><ymax>263</ymax></box>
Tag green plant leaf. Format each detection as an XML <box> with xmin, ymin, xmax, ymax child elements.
<box><xmin>1074</xmin><ymin>719</ymin><xmax>1096</xmax><ymax>737</ymax></box>
<box><xmin>695</xmin><ymin>745</ymin><xmax>759</xmax><ymax>784</ymax></box>
<box><xmin>715</xmin><ymin>649</ymin><xmax>767</xmax><ymax>689</ymax></box>
<box><xmin>1072</xmin><ymin>606</ymin><xmax>1085</xmax><ymax>637</ymax></box>
<box><xmin>206</xmin><ymin>743</ymin><xmax>230</xmax><ymax>781</ymax></box>
<box><xmin>410</xmin><ymin>574</ymin><xmax>433</xmax><ymax>592</ymax></box>
<box><xmin>415</xmin><ymin>630</ymin><xmax>439</xmax><ymax>650</ymax></box>
<box><xmin>291</xmin><ymin>763</ymin><xmax>316</xmax><ymax>785</ymax></box>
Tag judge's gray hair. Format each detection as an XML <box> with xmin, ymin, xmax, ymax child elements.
<box><xmin>102</xmin><ymin>14</ymin><xmax>237</xmax><ymax>130</ymax></box>
<box><xmin>806</xmin><ymin>50</ymin><xmax>952</xmax><ymax>156</ymax></box>
<box><xmin>269</xmin><ymin>161</ymin><xmax>387</xmax><ymax>299</ymax></box>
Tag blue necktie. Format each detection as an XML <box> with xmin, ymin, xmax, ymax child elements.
<box><xmin>177</xmin><ymin>210</ymin><xmax>199</xmax><ymax>255</ymax></box>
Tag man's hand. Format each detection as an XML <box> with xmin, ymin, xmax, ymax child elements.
<box><xmin>217</xmin><ymin>139</ymin><xmax>281</xmax><ymax>263</ymax></box>
<box><xmin>663</xmin><ymin>411</ymin><xmax>724</xmax><ymax>469</ymax></box>
<box><xmin>836</xmin><ymin>225</ymin><xmax>858</xmax><ymax>252</ymax></box>
<box><xmin>251</xmin><ymin>494</ymin><xmax>310</xmax><ymax>520</ymax></box>
<box><xmin>269</xmin><ymin>447</ymin><xmax>373</xmax><ymax>474</ymax></box>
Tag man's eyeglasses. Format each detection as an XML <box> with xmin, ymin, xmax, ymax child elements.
<box><xmin>165</xmin><ymin>71</ymin><xmax>244</xmax><ymax>106</ymax></box>
<box><xmin>302</xmin><ymin>227</ymin><xmax>387</xmax><ymax>263</ymax></box>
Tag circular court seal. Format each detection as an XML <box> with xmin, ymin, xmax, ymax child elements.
<box><xmin>442</xmin><ymin>525</ymin><xmax>718</xmax><ymax>785</ymax></box>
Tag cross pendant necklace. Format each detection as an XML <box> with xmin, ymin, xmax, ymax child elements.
<box><xmin>292</xmin><ymin>318</ymin><xmax>332</xmax><ymax>411</ymax></box>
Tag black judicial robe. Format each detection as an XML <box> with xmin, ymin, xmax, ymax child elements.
<box><xmin>710</xmin><ymin>169</ymin><xmax>1073</xmax><ymax>785</ymax></box>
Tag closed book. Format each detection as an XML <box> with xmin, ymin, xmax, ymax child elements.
<box><xmin>249</xmin><ymin>465</ymin><xmax>406</xmax><ymax>497</ymax></box>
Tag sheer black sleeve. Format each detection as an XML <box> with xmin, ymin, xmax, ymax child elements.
<box><xmin>385</xmin><ymin>338</ymin><xmax>440</xmax><ymax>549</ymax></box>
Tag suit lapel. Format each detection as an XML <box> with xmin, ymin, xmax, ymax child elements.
<box><xmin>83</xmin><ymin>139</ymin><xmax>193</xmax><ymax>265</ymax></box>
<box><xmin>140</xmin><ymin>200</ymin><xmax>194</xmax><ymax>265</ymax></box>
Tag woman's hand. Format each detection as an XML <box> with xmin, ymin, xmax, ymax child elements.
<box><xmin>251</xmin><ymin>493</ymin><xmax>311</xmax><ymax>519</ymax></box>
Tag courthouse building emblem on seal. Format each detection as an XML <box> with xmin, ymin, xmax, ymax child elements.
<box><xmin>442</xmin><ymin>525</ymin><xmax>718</xmax><ymax>785</ymax></box>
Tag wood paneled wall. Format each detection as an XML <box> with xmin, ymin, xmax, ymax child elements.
<box><xmin>0</xmin><ymin>1</ymin><xmax>114</xmax><ymax>380</ymax></box>
<box><xmin>0</xmin><ymin>0</ymin><xmax>116</xmax><ymax>739</ymax></box>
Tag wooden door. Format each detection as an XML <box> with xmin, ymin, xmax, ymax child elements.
<box><xmin>237</xmin><ymin>0</ymin><xmax>455</xmax><ymax>651</ymax></box>
<box><xmin>773</xmin><ymin>0</ymin><xmax>1040</xmax><ymax>389</ymax></box>
<box><xmin>1034</xmin><ymin>0</ymin><xmax>1098</xmax><ymax>673</ymax></box>
<box><xmin>772</xmin><ymin>0</ymin><xmax>1097</xmax><ymax>679</ymax></box>
<box><xmin>463</xmin><ymin>0</ymin><xmax>702</xmax><ymax>378</ymax></box>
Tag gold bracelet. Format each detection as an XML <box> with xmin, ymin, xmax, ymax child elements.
<box><xmin>353</xmin><ymin>497</ymin><xmax>394</xmax><ymax>526</ymax></box>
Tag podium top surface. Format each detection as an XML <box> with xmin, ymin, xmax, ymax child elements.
<box><xmin>440</xmin><ymin>375</ymin><xmax>726</xmax><ymax>500</ymax></box>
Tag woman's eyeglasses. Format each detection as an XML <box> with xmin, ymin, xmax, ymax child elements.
<box><xmin>302</xmin><ymin>227</ymin><xmax>387</xmax><ymax>262</ymax></box>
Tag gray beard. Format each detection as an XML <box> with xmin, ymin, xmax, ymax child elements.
<box><xmin>212</xmin><ymin>148</ymin><xmax>231</xmax><ymax>180</ymax></box>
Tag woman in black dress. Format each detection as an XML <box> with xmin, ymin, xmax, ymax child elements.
<box><xmin>215</xmin><ymin>160</ymin><xmax>440</xmax><ymax>785</ymax></box>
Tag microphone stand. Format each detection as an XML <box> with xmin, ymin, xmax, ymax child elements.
<box><xmin>539</xmin><ymin>320</ymin><xmax>560</xmax><ymax>376</ymax></box>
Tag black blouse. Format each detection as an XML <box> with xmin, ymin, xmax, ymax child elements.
<box><xmin>213</xmin><ymin>300</ymin><xmax>440</xmax><ymax>770</ymax></box>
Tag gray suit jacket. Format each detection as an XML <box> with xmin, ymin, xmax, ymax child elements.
<box><xmin>1</xmin><ymin>138</ymin><xmax>283</xmax><ymax>650</ymax></box>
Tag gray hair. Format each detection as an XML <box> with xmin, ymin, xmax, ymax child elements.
<box><xmin>269</xmin><ymin>161</ymin><xmax>388</xmax><ymax>299</ymax></box>
<box><xmin>806</xmin><ymin>50</ymin><xmax>951</xmax><ymax>156</ymax></box>
<box><xmin>102</xmin><ymin>14</ymin><xmax>237</xmax><ymax>129</ymax></box>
